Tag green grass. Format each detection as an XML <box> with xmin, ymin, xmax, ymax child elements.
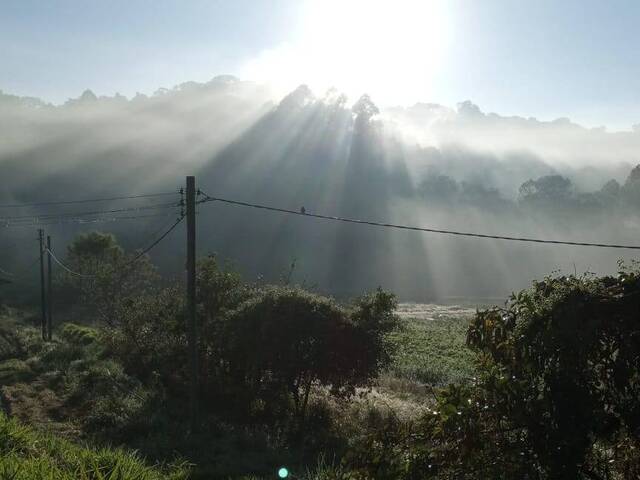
<box><xmin>0</xmin><ymin>412</ymin><xmax>190</xmax><ymax>480</ymax></box>
<box><xmin>0</xmin><ymin>312</ymin><xmax>23</xmax><ymax>361</ymax></box>
<box><xmin>237</xmin><ymin>455</ymin><xmax>346</xmax><ymax>480</ymax></box>
<box><xmin>0</xmin><ymin>358</ymin><xmax>33</xmax><ymax>384</ymax></box>
<box><xmin>388</xmin><ymin>314</ymin><xmax>477</xmax><ymax>386</ymax></box>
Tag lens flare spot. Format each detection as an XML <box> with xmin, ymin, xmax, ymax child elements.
<box><xmin>278</xmin><ymin>467</ymin><xmax>289</xmax><ymax>478</ymax></box>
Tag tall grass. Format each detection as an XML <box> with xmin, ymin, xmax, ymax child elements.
<box><xmin>0</xmin><ymin>413</ymin><xmax>190</xmax><ymax>479</ymax></box>
<box><xmin>388</xmin><ymin>315</ymin><xmax>476</xmax><ymax>386</ymax></box>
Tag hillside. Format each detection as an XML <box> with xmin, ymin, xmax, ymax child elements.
<box><xmin>3</xmin><ymin>83</ymin><xmax>640</xmax><ymax>300</ymax></box>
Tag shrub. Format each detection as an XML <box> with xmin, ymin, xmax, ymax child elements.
<box><xmin>342</xmin><ymin>268</ymin><xmax>640</xmax><ymax>479</ymax></box>
<box><xmin>59</xmin><ymin>322</ymin><xmax>99</xmax><ymax>346</ymax></box>
<box><xmin>102</xmin><ymin>285</ymin><xmax>187</xmax><ymax>387</ymax></box>
<box><xmin>466</xmin><ymin>268</ymin><xmax>640</xmax><ymax>478</ymax></box>
<box><xmin>0</xmin><ymin>359</ymin><xmax>33</xmax><ymax>384</ymax></box>
<box><xmin>83</xmin><ymin>382</ymin><xmax>155</xmax><ymax>440</ymax></box>
<box><xmin>0</xmin><ymin>330</ymin><xmax>21</xmax><ymax>361</ymax></box>
<box><xmin>197</xmin><ymin>254</ymin><xmax>251</xmax><ymax>319</ymax></box>
<box><xmin>58</xmin><ymin>231</ymin><xmax>160</xmax><ymax>326</ymax></box>
<box><xmin>215</xmin><ymin>287</ymin><xmax>399</xmax><ymax>429</ymax></box>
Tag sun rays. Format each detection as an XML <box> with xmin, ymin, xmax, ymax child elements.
<box><xmin>244</xmin><ymin>0</ymin><xmax>450</xmax><ymax>107</ymax></box>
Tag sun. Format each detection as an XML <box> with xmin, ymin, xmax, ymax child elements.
<box><xmin>244</xmin><ymin>0</ymin><xmax>450</xmax><ymax>106</ymax></box>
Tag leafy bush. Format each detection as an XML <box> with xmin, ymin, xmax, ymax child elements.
<box><xmin>0</xmin><ymin>313</ymin><xmax>30</xmax><ymax>361</ymax></box>
<box><xmin>466</xmin><ymin>268</ymin><xmax>640</xmax><ymax>478</ymax></box>
<box><xmin>2</xmin><ymin>248</ymin><xmax>407</xmax><ymax>478</ymax></box>
<box><xmin>0</xmin><ymin>358</ymin><xmax>33</xmax><ymax>384</ymax></box>
<box><xmin>59</xmin><ymin>323</ymin><xmax>99</xmax><ymax>346</ymax></box>
<box><xmin>197</xmin><ymin>254</ymin><xmax>252</xmax><ymax>319</ymax></box>
<box><xmin>58</xmin><ymin>231</ymin><xmax>160</xmax><ymax>327</ymax></box>
<box><xmin>102</xmin><ymin>285</ymin><xmax>187</xmax><ymax>387</ymax></box>
<box><xmin>0</xmin><ymin>330</ymin><xmax>21</xmax><ymax>361</ymax></box>
<box><xmin>36</xmin><ymin>334</ymin><xmax>99</xmax><ymax>375</ymax></box>
<box><xmin>83</xmin><ymin>381</ymin><xmax>154</xmax><ymax>440</ymax></box>
<box><xmin>215</xmin><ymin>287</ymin><xmax>399</xmax><ymax>427</ymax></box>
<box><xmin>104</xmin><ymin>255</ymin><xmax>400</xmax><ymax>434</ymax></box>
<box><xmin>344</xmin><ymin>268</ymin><xmax>640</xmax><ymax>479</ymax></box>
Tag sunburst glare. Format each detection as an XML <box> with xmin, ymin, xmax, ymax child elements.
<box><xmin>244</xmin><ymin>0</ymin><xmax>450</xmax><ymax>105</ymax></box>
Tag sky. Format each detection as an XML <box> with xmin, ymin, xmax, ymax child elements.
<box><xmin>1</xmin><ymin>0</ymin><xmax>639</xmax><ymax>130</ymax></box>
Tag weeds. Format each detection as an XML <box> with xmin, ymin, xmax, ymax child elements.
<box><xmin>0</xmin><ymin>412</ymin><xmax>190</xmax><ymax>479</ymax></box>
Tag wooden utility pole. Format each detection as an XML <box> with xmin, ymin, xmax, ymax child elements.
<box><xmin>46</xmin><ymin>235</ymin><xmax>53</xmax><ymax>341</ymax></box>
<box><xmin>38</xmin><ymin>229</ymin><xmax>46</xmax><ymax>340</ymax></box>
<box><xmin>186</xmin><ymin>175</ymin><xmax>198</xmax><ymax>430</ymax></box>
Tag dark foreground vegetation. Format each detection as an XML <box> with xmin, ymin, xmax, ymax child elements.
<box><xmin>0</xmin><ymin>412</ymin><xmax>188</xmax><ymax>479</ymax></box>
<box><xmin>1</xmin><ymin>231</ymin><xmax>640</xmax><ymax>479</ymax></box>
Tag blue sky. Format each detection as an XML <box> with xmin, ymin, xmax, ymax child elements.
<box><xmin>1</xmin><ymin>0</ymin><xmax>639</xmax><ymax>130</ymax></box>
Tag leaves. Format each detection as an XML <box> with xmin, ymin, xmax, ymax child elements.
<box><xmin>218</xmin><ymin>287</ymin><xmax>400</xmax><ymax>425</ymax></box>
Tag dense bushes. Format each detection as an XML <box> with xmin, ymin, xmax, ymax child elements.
<box><xmin>57</xmin><ymin>231</ymin><xmax>159</xmax><ymax>326</ymax></box>
<box><xmin>345</xmin><ymin>268</ymin><xmax>640</xmax><ymax>479</ymax></box>
<box><xmin>467</xmin><ymin>267</ymin><xmax>640</xmax><ymax>478</ymax></box>
<box><xmin>15</xmin><ymin>230</ymin><xmax>640</xmax><ymax>479</ymax></box>
<box><xmin>215</xmin><ymin>287</ymin><xmax>399</xmax><ymax>425</ymax></box>
<box><xmin>59</xmin><ymin>322</ymin><xmax>99</xmax><ymax>345</ymax></box>
<box><xmin>96</xmin><ymin>254</ymin><xmax>400</xmax><ymax>430</ymax></box>
<box><xmin>103</xmin><ymin>286</ymin><xmax>187</xmax><ymax>386</ymax></box>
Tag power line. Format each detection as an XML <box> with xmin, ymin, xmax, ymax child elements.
<box><xmin>45</xmin><ymin>214</ymin><xmax>185</xmax><ymax>278</ymax></box>
<box><xmin>2</xmin><ymin>212</ymin><xmax>182</xmax><ymax>281</ymax></box>
<box><xmin>1</xmin><ymin>212</ymin><xmax>180</xmax><ymax>228</ymax></box>
<box><xmin>46</xmin><ymin>247</ymin><xmax>94</xmax><ymax>278</ymax></box>
<box><xmin>120</xmin><ymin>215</ymin><xmax>185</xmax><ymax>268</ymax></box>
<box><xmin>0</xmin><ymin>192</ymin><xmax>179</xmax><ymax>209</ymax></box>
<box><xmin>1</xmin><ymin>202</ymin><xmax>180</xmax><ymax>223</ymax></box>
<box><xmin>197</xmin><ymin>193</ymin><xmax>640</xmax><ymax>251</ymax></box>
<box><xmin>139</xmin><ymin>215</ymin><xmax>185</xmax><ymax>244</ymax></box>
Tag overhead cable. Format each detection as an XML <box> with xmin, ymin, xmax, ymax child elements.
<box><xmin>1</xmin><ymin>202</ymin><xmax>180</xmax><ymax>223</ymax></box>
<box><xmin>0</xmin><ymin>212</ymin><xmax>180</xmax><ymax>228</ymax></box>
<box><xmin>119</xmin><ymin>215</ymin><xmax>185</xmax><ymax>269</ymax></box>
<box><xmin>46</xmin><ymin>248</ymin><xmax>95</xmax><ymax>278</ymax></box>
<box><xmin>45</xmin><ymin>214</ymin><xmax>185</xmax><ymax>278</ymax></box>
<box><xmin>197</xmin><ymin>192</ymin><xmax>640</xmax><ymax>251</ymax></box>
<box><xmin>0</xmin><ymin>192</ymin><xmax>179</xmax><ymax>209</ymax></box>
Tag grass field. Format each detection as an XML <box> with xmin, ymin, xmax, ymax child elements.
<box><xmin>388</xmin><ymin>303</ymin><xmax>477</xmax><ymax>386</ymax></box>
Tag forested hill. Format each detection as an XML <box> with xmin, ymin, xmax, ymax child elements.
<box><xmin>2</xmin><ymin>79</ymin><xmax>640</xmax><ymax>299</ymax></box>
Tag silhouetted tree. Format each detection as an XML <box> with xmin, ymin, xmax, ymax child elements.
<box><xmin>623</xmin><ymin>164</ymin><xmax>640</xmax><ymax>205</ymax></box>
<box><xmin>518</xmin><ymin>175</ymin><xmax>573</xmax><ymax>212</ymax></box>
<box><xmin>352</xmin><ymin>94</ymin><xmax>379</xmax><ymax>122</ymax></box>
<box><xmin>277</xmin><ymin>84</ymin><xmax>315</xmax><ymax>111</ymax></box>
<box><xmin>62</xmin><ymin>232</ymin><xmax>158</xmax><ymax>326</ymax></box>
<box><xmin>600</xmin><ymin>178</ymin><xmax>621</xmax><ymax>198</ymax></box>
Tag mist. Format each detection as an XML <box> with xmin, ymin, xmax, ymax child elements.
<box><xmin>2</xmin><ymin>77</ymin><xmax>640</xmax><ymax>301</ymax></box>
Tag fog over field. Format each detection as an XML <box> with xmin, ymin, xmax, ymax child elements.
<box><xmin>2</xmin><ymin>77</ymin><xmax>640</xmax><ymax>300</ymax></box>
